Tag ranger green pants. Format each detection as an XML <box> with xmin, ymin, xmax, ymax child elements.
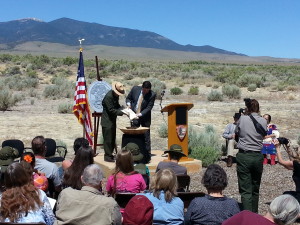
<box><xmin>236</xmin><ymin>151</ymin><xmax>264</xmax><ymax>213</ymax></box>
<box><xmin>102</xmin><ymin>126</ymin><xmax>116</xmax><ymax>158</ymax></box>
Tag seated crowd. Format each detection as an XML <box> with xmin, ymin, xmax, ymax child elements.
<box><xmin>0</xmin><ymin>135</ymin><xmax>300</xmax><ymax>225</ymax></box>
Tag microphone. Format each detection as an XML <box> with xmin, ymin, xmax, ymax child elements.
<box><xmin>160</xmin><ymin>90</ymin><xmax>165</xmax><ymax>97</ymax></box>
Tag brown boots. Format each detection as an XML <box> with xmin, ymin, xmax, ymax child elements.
<box><xmin>227</xmin><ymin>156</ymin><xmax>233</xmax><ymax>167</ymax></box>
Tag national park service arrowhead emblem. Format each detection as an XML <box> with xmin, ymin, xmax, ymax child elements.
<box><xmin>176</xmin><ymin>125</ymin><xmax>187</xmax><ymax>141</ymax></box>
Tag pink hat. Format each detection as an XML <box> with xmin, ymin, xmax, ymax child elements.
<box><xmin>123</xmin><ymin>195</ymin><xmax>153</xmax><ymax>225</ymax></box>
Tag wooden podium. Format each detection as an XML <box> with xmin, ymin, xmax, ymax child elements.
<box><xmin>161</xmin><ymin>103</ymin><xmax>194</xmax><ymax>161</ymax></box>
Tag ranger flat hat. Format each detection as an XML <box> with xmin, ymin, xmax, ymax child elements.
<box><xmin>164</xmin><ymin>144</ymin><xmax>186</xmax><ymax>157</ymax></box>
<box><xmin>112</xmin><ymin>81</ymin><xmax>125</xmax><ymax>96</ymax></box>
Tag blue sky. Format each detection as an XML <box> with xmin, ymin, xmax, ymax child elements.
<box><xmin>1</xmin><ymin>0</ymin><xmax>300</xmax><ymax>59</ymax></box>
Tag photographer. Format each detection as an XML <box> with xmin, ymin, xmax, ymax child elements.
<box><xmin>275</xmin><ymin>138</ymin><xmax>300</xmax><ymax>203</ymax></box>
<box><xmin>235</xmin><ymin>98</ymin><xmax>267</xmax><ymax>213</ymax></box>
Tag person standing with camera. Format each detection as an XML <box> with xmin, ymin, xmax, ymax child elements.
<box><xmin>235</xmin><ymin>98</ymin><xmax>267</xmax><ymax>213</ymax></box>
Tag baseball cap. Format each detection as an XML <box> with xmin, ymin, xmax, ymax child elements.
<box><xmin>123</xmin><ymin>195</ymin><xmax>154</xmax><ymax>225</ymax></box>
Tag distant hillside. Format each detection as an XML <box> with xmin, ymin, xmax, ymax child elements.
<box><xmin>0</xmin><ymin>17</ymin><xmax>245</xmax><ymax>56</ymax></box>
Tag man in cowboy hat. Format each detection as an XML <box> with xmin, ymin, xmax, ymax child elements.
<box><xmin>101</xmin><ymin>81</ymin><xmax>125</xmax><ymax>162</ymax></box>
<box><xmin>126</xmin><ymin>81</ymin><xmax>156</xmax><ymax>163</ymax></box>
<box><xmin>156</xmin><ymin>144</ymin><xmax>187</xmax><ymax>175</ymax></box>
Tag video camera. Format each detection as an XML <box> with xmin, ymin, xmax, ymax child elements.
<box><xmin>277</xmin><ymin>137</ymin><xmax>290</xmax><ymax>145</ymax></box>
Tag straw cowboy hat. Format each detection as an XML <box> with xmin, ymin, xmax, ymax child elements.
<box><xmin>112</xmin><ymin>81</ymin><xmax>125</xmax><ymax>96</ymax></box>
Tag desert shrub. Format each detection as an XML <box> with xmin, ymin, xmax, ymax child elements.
<box><xmin>4</xmin><ymin>66</ymin><xmax>22</xmax><ymax>76</ymax></box>
<box><xmin>212</xmin><ymin>84</ymin><xmax>219</xmax><ymax>89</ymax></box>
<box><xmin>148</xmin><ymin>78</ymin><xmax>166</xmax><ymax>100</ymax></box>
<box><xmin>3</xmin><ymin>76</ymin><xmax>39</xmax><ymax>90</ymax></box>
<box><xmin>58</xmin><ymin>103</ymin><xmax>73</xmax><ymax>114</ymax></box>
<box><xmin>277</xmin><ymin>83</ymin><xmax>285</xmax><ymax>91</ymax></box>
<box><xmin>287</xmin><ymin>94</ymin><xmax>295</xmax><ymax>100</ymax></box>
<box><xmin>0</xmin><ymin>88</ymin><xmax>22</xmax><ymax>111</ymax></box>
<box><xmin>247</xmin><ymin>83</ymin><xmax>257</xmax><ymax>92</ymax></box>
<box><xmin>124</xmin><ymin>74</ymin><xmax>134</xmax><ymax>80</ymax></box>
<box><xmin>158</xmin><ymin>123</ymin><xmax>168</xmax><ymax>138</ymax></box>
<box><xmin>170</xmin><ymin>87</ymin><xmax>183</xmax><ymax>95</ymax></box>
<box><xmin>26</xmin><ymin>70</ymin><xmax>38</xmax><ymax>78</ymax></box>
<box><xmin>63</xmin><ymin>56</ymin><xmax>77</xmax><ymax>66</ymax></box>
<box><xmin>28</xmin><ymin>88</ymin><xmax>38</xmax><ymax>97</ymax></box>
<box><xmin>222</xmin><ymin>84</ymin><xmax>241</xmax><ymax>99</ymax></box>
<box><xmin>236</xmin><ymin>74</ymin><xmax>263</xmax><ymax>88</ymax></box>
<box><xmin>286</xmin><ymin>86</ymin><xmax>299</xmax><ymax>92</ymax></box>
<box><xmin>188</xmin><ymin>125</ymin><xmax>221</xmax><ymax>167</ymax></box>
<box><xmin>188</xmin><ymin>86</ymin><xmax>199</xmax><ymax>95</ymax></box>
<box><xmin>207</xmin><ymin>90</ymin><xmax>223</xmax><ymax>101</ymax></box>
<box><xmin>298</xmin><ymin>134</ymin><xmax>300</xmax><ymax>146</ymax></box>
<box><xmin>43</xmin><ymin>83</ymin><xmax>73</xmax><ymax>99</ymax></box>
<box><xmin>0</xmin><ymin>54</ymin><xmax>14</xmax><ymax>62</ymax></box>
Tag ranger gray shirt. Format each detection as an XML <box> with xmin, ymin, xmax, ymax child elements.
<box><xmin>235</xmin><ymin>113</ymin><xmax>267</xmax><ymax>152</ymax></box>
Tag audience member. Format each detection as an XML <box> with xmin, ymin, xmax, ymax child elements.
<box><xmin>62</xmin><ymin>137</ymin><xmax>89</xmax><ymax>170</ymax></box>
<box><xmin>123</xmin><ymin>195</ymin><xmax>154</xmax><ymax>225</ymax></box>
<box><xmin>275</xmin><ymin>139</ymin><xmax>300</xmax><ymax>202</ymax></box>
<box><xmin>32</xmin><ymin>136</ymin><xmax>62</xmax><ymax>192</ymax></box>
<box><xmin>262</xmin><ymin>114</ymin><xmax>279</xmax><ymax>165</ymax></box>
<box><xmin>106</xmin><ymin>149</ymin><xmax>146</xmax><ymax>196</ymax></box>
<box><xmin>0</xmin><ymin>146</ymin><xmax>19</xmax><ymax>173</ymax></box>
<box><xmin>125</xmin><ymin>142</ymin><xmax>150</xmax><ymax>176</ymax></box>
<box><xmin>21</xmin><ymin>152</ymin><xmax>48</xmax><ymax>192</ymax></box>
<box><xmin>63</xmin><ymin>146</ymin><xmax>94</xmax><ymax>190</ymax></box>
<box><xmin>55</xmin><ymin>164</ymin><xmax>122</xmax><ymax>225</ymax></box>
<box><xmin>235</xmin><ymin>98</ymin><xmax>267</xmax><ymax>212</ymax></box>
<box><xmin>0</xmin><ymin>162</ymin><xmax>55</xmax><ymax>224</ymax></box>
<box><xmin>185</xmin><ymin>164</ymin><xmax>240</xmax><ymax>225</ymax></box>
<box><xmin>222</xmin><ymin>113</ymin><xmax>241</xmax><ymax>167</ymax></box>
<box><xmin>222</xmin><ymin>194</ymin><xmax>300</xmax><ymax>225</ymax></box>
<box><xmin>156</xmin><ymin>144</ymin><xmax>187</xmax><ymax>175</ymax></box>
<box><xmin>140</xmin><ymin>168</ymin><xmax>184</xmax><ymax>225</ymax></box>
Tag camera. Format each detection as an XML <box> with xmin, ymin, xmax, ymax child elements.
<box><xmin>277</xmin><ymin>137</ymin><xmax>290</xmax><ymax>145</ymax></box>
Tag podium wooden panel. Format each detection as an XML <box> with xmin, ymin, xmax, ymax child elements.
<box><xmin>161</xmin><ymin>103</ymin><xmax>194</xmax><ymax>161</ymax></box>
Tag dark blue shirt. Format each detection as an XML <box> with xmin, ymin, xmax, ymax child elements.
<box><xmin>185</xmin><ymin>194</ymin><xmax>240</xmax><ymax>225</ymax></box>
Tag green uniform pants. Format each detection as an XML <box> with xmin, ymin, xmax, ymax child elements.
<box><xmin>236</xmin><ymin>151</ymin><xmax>263</xmax><ymax>213</ymax></box>
<box><xmin>102</xmin><ymin>126</ymin><xmax>116</xmax><ymax>158</ymax></box>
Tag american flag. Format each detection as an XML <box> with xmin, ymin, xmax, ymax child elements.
<box><xmin>73</xmin><ymin>50</ymin><xmax>93</xmax><ymax>146</ymax></box>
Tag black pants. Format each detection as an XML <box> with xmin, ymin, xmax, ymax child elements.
<box><xmin>132</xmin><ymin>119</ymin><xmax>151</xmax><ymax>163</ymax></box>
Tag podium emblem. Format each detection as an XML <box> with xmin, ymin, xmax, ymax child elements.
<box><xmin>176</xmin><ymin>125</ymin><xmax>187</xmax><ymax>141</ymax></box>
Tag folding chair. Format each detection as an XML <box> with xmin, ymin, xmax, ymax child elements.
<box><xmin>177</xmin><ymin>174</ymin><xmax>191</xmax><ymax>192</ymax></box>
<box><xmin>45</xmin><ymin>138</ymin><xmax>67</xmax><ymax>163</ymax></box>
<box><xmin>1</xmin><ymin>139</ymin><xmax>30</xmax><ymax>157</ymax></box>
<box><xmin>114</xmin><ymin>193</ymin><xmax>136</xmax><ymax>208</ymax></box>
<box><xmin>177</xmin><ymin>192</ymin><xmax>205</xmax><ymax>209</ymax></box>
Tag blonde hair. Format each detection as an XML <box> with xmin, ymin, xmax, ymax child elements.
<box><xmin>150</xmin><ymin>168</ymin><xmax>177</xmax><ymax>203</ymax></box>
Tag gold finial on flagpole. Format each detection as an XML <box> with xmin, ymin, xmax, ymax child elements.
<box><xmin>79</xmin><ymin>38</ymin><xmax>85</xmax><ymax>52</ymax></box>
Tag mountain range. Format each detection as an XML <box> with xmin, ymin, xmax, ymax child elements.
<box><xmin>0</xmin><ymin>17</ymin><xmax>245</xmax><ymax>56</ymax></box>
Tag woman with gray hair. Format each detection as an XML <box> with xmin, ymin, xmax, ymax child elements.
<box><xmin>222</xmin><ymin>194</ymin><xmax>300</xmax><ymax>225</ymax></box>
